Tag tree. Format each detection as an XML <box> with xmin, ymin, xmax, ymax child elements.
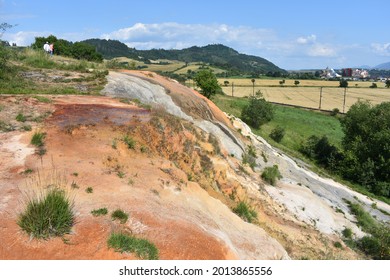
<box><xmin>31</xmin><ymin>36</ymin><xmax>103</xmax><ymax>62</ymax></box>
<box><xmin>339</xmin><ymin>79</ymin><xmax>348</xmax><ymax>88</ymax></box>
<box><xmin>294</xmin><ymin>80</ymin><xmax>300</xmax><ymax>86</ymax></box>
<box><xmin>193</xmin><ymin>69</ymin><xmax>221</xmax><ymax>99</ymax></box>
<box><xmin>0</xmin><ymin>22</ymin><xmax>14</xmax><ymax>75</ymax></box>
<box><xmin>341</xmin><ymin>101</ymin><xmax>390</xmax><ymax>197</ymax></box>
<box><xmin>385</xmin><ymin>80</ymin><xmax>390</xmax><ymax>88</ymax></box>
<box><xmin>241</xmin><ymin>91</ymin><xmax>274</xmax><ymax>129</ymax></box>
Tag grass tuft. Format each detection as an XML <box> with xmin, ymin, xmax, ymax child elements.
<box><xmin>107</xmin><ymin>232</ymin><xmax>159</xmax><ymax>260</ymax></box>
<box><xmin>261</xmin><ymin>165</ymin><xmax>282</xmax><ymax>186</ymax></box>
<box><xmin>111</xmin><ymin>209</ymin><xmax>128</xmax><ymax>224</ymax></box>
<box><xmin>17</xmin><ymin>188</ymin><xmax>74</xmax><ymax>239</ymax></box>
<box><xmin>233</xmin><ymin>201</ymin><xmax>258</xmax><ymax>223</ymax></box>
<box><xmin>31</xmin><ymin>131</ymin><xmax>46</xmax><ymax>147</ymax></box>
<box><xmin>91</xmin><ymin>207</ymin><xmax>108</xmax><ymax>216</ymax></box>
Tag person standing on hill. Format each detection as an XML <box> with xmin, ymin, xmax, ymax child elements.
<box><xmin>43</xmin><ymin>42</ymin><xmax>50</xmax><ymax>54</ymax></box>
<box><xmin>49</xmin><ymin>43</ymin><xmax>54</xmax><ymax>56</ymax></box>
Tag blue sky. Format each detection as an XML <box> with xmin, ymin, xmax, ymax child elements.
<box><xmin>1</xmin><ymin>0</ymin><xmax>389</xmax><ymax>69</ymax></box>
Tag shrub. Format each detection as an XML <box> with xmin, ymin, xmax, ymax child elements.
<box><xmin>342</xmin><ymin>227</ymin><xmax>353</xmax><ymax>239</ymax></box>
<box><xmin>242</xmin><ymin>146</ymin><xmax>257</xmax><ymax>171</ymax></box>
<box><xmin>107</xmin><ymin>232</ymin><xmax>159</xmax><ymax>260</ymax></box>
<box><xmin>122</xmin><ymin>135</ymin><xmax>136</xmax><ymax>149</ymax></box>
<box><xmin>17</xmin><ymin>188</ymin><xmax>74</xmax><ymax>239</ymax></box>
<box><xmin>269</xmin><ymin>126</ymin><xmax>285</xmax><ymax>143</ymax></box>
<box><xmin>233</xmin><ymin>201</ymin><xmax>258</xmax><ymax>223</ymax></box>
<box><xmin>31</xmin><ymin>131</ymin><xmax>46</xmax><ymax>147</ymax></box>
<box><xmin>91</xmin><ymin>208</ymin><xmax>108</xmax><ymax>216</ymax></box>
<box><xmin>334</xmin><ymin>241</ymin><xmax>343</xmax><ymax>248</ymax></box>
<box><xmin>85</xmin><ymin>187</ymin><xmax>93</xmax><ymax>193</ymax></box>
<box><xmin>330</xmin><ymin>108</ymin><xmax>340</xmax><ymax>116</ymax></box>
<box><xmin>241</xmin><ymin>91</ymin><xmax>274</xmax><ymax>129</ymax></box>
<box><xmin>111</xmin><ymin>209</ymin><xmax>128</xmax><ymax>224</ymax></box>
<box><xmin>369</xmin><ymin>83</ymin><xmax>377</xmax><ymax>88</ymax></box>
<box><xmin>16</xmin><ymin>113</ymin><xmax>27</xmax><ymax>122</ymax></box>
<box><xmin>261</xmin><ymin>165</ymin><xmax>282</xmax><ymax>186</ymax></box>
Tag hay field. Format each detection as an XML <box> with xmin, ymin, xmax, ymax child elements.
<box><xmin>219</xmin><ymin>79</ymin><xmax>390</xmax><ymax>112</ymax></box>
<box><xmin>112</xmin><ymin>57</ymin><xmax>185</xmax><ymax>72</ymax></box>
<box><xmin>218</xmin><ymin>78</ymin><xmax>387</xmax><ymax>88</ymax></box>
<box><xmin>175</xmin><ymin>63</ymin><xmax>226</xmax><ymax>75</ymax></box>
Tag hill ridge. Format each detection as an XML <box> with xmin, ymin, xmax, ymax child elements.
<box><xmin>82</xmin><ymin>39</ymin><xmax>285</xmax><ymax>75</ymax></box>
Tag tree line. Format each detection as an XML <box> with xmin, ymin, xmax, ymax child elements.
<box><xmin>32</xmin><ymin>35</ymin><xmax>103</xmax><ymax>62</ymax></box>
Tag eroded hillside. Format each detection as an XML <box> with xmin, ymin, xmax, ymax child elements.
<box><xmin>1</xmin><ymin>71</ymin><xmax>388</xmax><ymax>259</ymax></box>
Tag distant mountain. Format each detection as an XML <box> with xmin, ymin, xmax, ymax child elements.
<box><xmin>82</xmin><ymin>39</ymin><xmax>286</xmax><ymax>75</ymax></box>
<box><xmin>373</xmin><ymin>62</ymin><xmax>390</xmax><ymax>70</ymax></box>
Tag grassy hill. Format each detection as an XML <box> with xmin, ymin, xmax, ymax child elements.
<box><xmin>82</xmin><ymin>39</ymin><xmax>286</xmax><ymax>75</ymax></box>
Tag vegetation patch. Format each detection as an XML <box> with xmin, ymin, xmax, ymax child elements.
<box><xmin>261</xmin><ymin>165</ymin><xmax>282</xmax><ymax>186</ymax></box>
<box><xmin>122</xmin><ymin>135</ymin><xmax>136</xmax><ymax>150</ymax></box>
<box><xmin>111</xmin><ymin>209</ymin><xmax>128</xmax><ymax>224</ymax></box>
<box><xmin>30</xmin><ymin>131</ymin><xmax>46</xmax><ymax>147</ymax></box>
<box><xmin>233</xmin><ymin>201</ymin><xmax>258</xmax><ymax>223</ymax></box>
<box><xmin>91</xmin><ymin>208</ymin><xmax>108</xmax><ymax>216</ymax></box>
<box><xmin>107</xmin><ymin>232</ymin><xmax>159</xmax><ymax>260</ymax></box>
<box><xmin>17</xmin><ymin>188</ymin><xmax>74</xmax><ymax>239</ymax></box>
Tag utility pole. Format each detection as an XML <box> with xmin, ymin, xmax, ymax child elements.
<box><xmin>232</xmin><ymin>82</ymin><xmax>234</xmax><ymax>97</ymax></box>
<box><xmin>319</xmin><ymin>87</ymin><xmax>323</xmax><ymax>110</ymax></box>
<box><xmin>343</xmin><ymin>87</ymin><xmax>347</xmax><ymax>113</ymax></box>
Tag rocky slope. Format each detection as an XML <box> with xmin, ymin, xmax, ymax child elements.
<box><xmin>1</xmin><ymin>70</ymin><xmax>388</xmax><ymax>259</ymax></box>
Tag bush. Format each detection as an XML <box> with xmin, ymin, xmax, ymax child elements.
<box><xmin>330</xmin><ymin>108</ymin><xmax>340</xmax><ymax>116</ymax></box>
<box><xmin>261</xmin><ymin>165</ymin><xmax>282</xmax><ymax>186</ymax></box>
<box><xmin>107</xmin><ymin>232</ymin><xmax>159</xmax><ymax>260</ymax></box>
<box><xmin>342</xmin><ymin>227</ymin><xmax>353</xmax><ymax>239</ymax></box>
<box><xmin>111</xmin><ymin>209</ymin><xmax>128</xmax><ymax>224</ymax></box>
<box><xmin>31</xmin><ymin>131</ymin><xmax>46</xmax><ymax>147</ymax></box>
<box><xmin>269</xmin><ymin>126</ymin><xmax>285</xmax><ymax>143</ymax></box>
<box><xmin>241</xmin><ymin>91</ymin><xmax>274</xmax><ymax>129</ymax></box>
<box><xmin>233</xmin><ymin>201</ymin><xmax>257</xmax><ymax>223</ymax></box>
<box><xmin>299</xmin><ymin>135</ymin><xmax>343</xmax><ymax>169</ymax></box>
<box><xmin>91</xmin><ymin>208</ymin><xmax>108</xmax><ymax>216</ymax></box>
<box><xmin>122</xmin><ymin>135</ymin><xmax>136</xmax><ymax>150</ymax></box>
<box><xmin>17</xmin><ymin>188</ymin><xmax>74</xmax><ymax>239</ymax></box>
<box><xmin>357</xmin><ymin>225</ymin><xmax>390</xmax><ymax>260</ymax></box>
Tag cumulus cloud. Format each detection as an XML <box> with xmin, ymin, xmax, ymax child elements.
<box><xmin>308</xmin><ymin>44</ymin><xmax>337</xmax><ymax>57</ymax></box>
<box><xmin>101</xmin><ymin>22</ymin><xmax>276</xmax><ymax>51</ymax></box>
<box><xmin>371</xmin><ymin>43</ymin><xmax>390</xmax><ymax>56</ymax></box>
<box><xmin>2</xmin><ymin>31</ymin><xmax>46</xmax><ymax>46</ymax></box>
<box><xmin>296</xmin><ymin>34</ymin><xmax>316</xmax><ymax>44</ymax></box>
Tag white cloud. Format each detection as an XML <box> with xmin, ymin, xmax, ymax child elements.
<box><xmin>371</xmin><ymin>43</ymin><xmax>390</xmax><ymax>56</ymax></box>
<box><xmin>101</xmin><ymin>22</ymin><xmax>276</xmax><ymax>51</ymax></box>
<box><xmin>308</xmin><ymin>44</ymin><xmax>337</xmax><ymax>57</ymax></box>
<box><xmin>2</xmin><ymin>31</ymin><xmax>46</xmax><ymax>46</ymax></box>
<box><xmin>296</xmin><ymin>34</ymin><xmax>316</xmax><ymax>44</ymax></box>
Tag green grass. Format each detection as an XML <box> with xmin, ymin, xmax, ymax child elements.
<box><xmin>213</xmin><ymin>94</ymin><xmax>343</xmax><ymax>152</ymax></box>
<box><xmin>233</xmin><ymin>201</ymin><xmax>258</xmax><ymax>223</ymax></box>
<box><xmin>33</xmin><ymin>95</ymin><xmax>52</xmax><ymax>103</ymax></box>
<box><xmin>122</xmin><ymin>135</ymin><xmax>136</xmax><ymax>150</ymax></box>
<box><xmin>346</xmin><ymin>201</ymin><xmax>378</xmax><ymax>232</ymax></box>
<box><xmin>16</xmin><ymin>113</ymin><xmax>27</xmax><ymax>122</ymax></box>
<box><xmin>30</xmin><ymin>131</ymin><xmax>46</xmax><ymax>147</ymax></box>
<box><xmin>17</xmin><ymin>188</ymin><xmax>74</xmax><ymax>239</ymax></box>
<box><xmin>107</xmin><ymin>232</ymin><xmax>159</xmax><ymax>260</ymax></box>
<box><xmin>111</xmin><ymin>209</ymin><xmax>129</xmax><ymax>224</ymax></box>
<box><xmin>261</xmin><ymin>165</ymin><xmax>282</xmax><ymax>186</ymax></box>
<box><xmin>91</xmin><ymin>207</ymin><xmax>108</xmax><ymax>216</ymax></box>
